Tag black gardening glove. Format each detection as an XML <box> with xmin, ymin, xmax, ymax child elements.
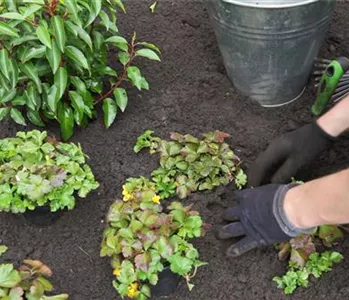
<box><xmin>248</xmin><ymin>122</ymin><xmax>336</xmax><ymax>187</ymax></box>
<box><xmin>217</xmin><ymin>184</ymin><xmax>314</xmax><ymax>257</ymax></box>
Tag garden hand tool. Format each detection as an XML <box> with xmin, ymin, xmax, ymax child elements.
<box><xmin>247</xmin><ymin>123</ymin><xmax>335</xmax><ymax>187</ymax></box>
<box><xmin>217</xmin><ymin>184</ymin><xmax>314</xmax><ymax>257</ymax></box>
<box><xmin>312</xmin><ymin>57</ymin><xmax>349</xmax><ymax>115</ymax></box>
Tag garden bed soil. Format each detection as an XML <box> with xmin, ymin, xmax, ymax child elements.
<box><xmin>1</xmin><ymin>1</ymin><xmax>349</xmax><ymax>299</ymax></box>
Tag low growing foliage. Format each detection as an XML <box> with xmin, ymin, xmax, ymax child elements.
<box><xmin>101</xmin><ymin>177</ymin><xmax>206</xmax><ymax>300</ymax></box>
<box><xmin>0</xmin><ymin>130</ymin><xmax>99</xmax><ymax>213</ymax></box>
<box><xmin>273</xmin><ymin>251</ymin><xmax>343</xmax><ymax>295</ymax></box>
<box><xmin>0</xmin><ymin>245</ymin><xmax>69</xmax><ymax>299</ymax></box>
<box><xmin>134</xmin><ymin>130</ymin><xmax>247</xmax><ymax>199</ymax></box>
<box><xmin>0</xmin><ymin>0</ymin><xmax>160</xmax><ymax>140</ymax></box>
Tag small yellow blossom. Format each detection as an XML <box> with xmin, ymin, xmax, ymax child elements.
<box><xmin>127</xmin><ymin>282</ymin><xmax>138</xmax><ymax>298</ymax></box>
<box><xmin>113</xmin><ymin>269</ymin><xmax>121</xmax><ymax>276</ymax></box>
<box><xmin>152</xmin><ymin>195</ymin><xmax>161</xmax><ymax>204</ymax></box>
<box><xmin>122</xmin><ymin>186</ymin><xmax>134</xmax><ymax>202</ymax></box>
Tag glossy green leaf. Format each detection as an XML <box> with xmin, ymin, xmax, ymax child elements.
<box><xmin>46</xmin><ymin>40</ymin><xmax>61</xmax><ymax>74</ymax></box>
<box><xmin>10</xmin><ymin>108</ymin><xmax>26</xmax><ymax>125</ymax></box>
<box><xmin>118</xmin><ymin>52</ymin><xmax>130</xmax><ymax>66</ymax></box>
<box><xmin>54</xmin><ymin>67</ymin><xmax>68</xmax><ymax>99</ymax></box>
<box><xmin>68</xmin><ymin>91</ymin><xmax>84</xmax><ymax>114</ymax></box>
<box><xmin>27</xmin><ymin>109</ymin><xmax>45</xmax><ymax>126</ymax></box>
<box><xmin>136</xmin><ymin>49</ymin><xmax>161</xmax><ymax>61</ymax></box>
<box><xmin>0</xmin><ymin>12</ymin><xmax>25</xmax><ymax>20</ymax></box>
<box><xmin>65</xmin><ymin>46</ymin><xmax>89</xmax><ymax>70</ymax></box>
<box><xmin>102</xmin><ymin>98</ymin><xmax>117</xmax><ymax>128</ymax></box>
<box><xmin>2</xmin><ymin>89</ymin><xmax>17</xmax><ymax>103</ymax></box>
<box><xmin>115</xmin><ymin>0</ymin><xmax>126</xmax><ymax>13</ymax></box>
<box><xmin>11</xmin><ymin>35</ymin><xmax>38</xmax><ymax>46</ymax></box>
<box><xmin>0</xmin><ymin>49</ymin><xmax>11</xmax><ymax>80</ymax></box>
<box><xmin>113</xmin><ymin>88</ymin><xmax>128</xmax><ymax>112</ymax></box>
<box><xmin>20</xmin><ymin>62</ymin><xmax>42</xmax><ymax>93</ymax></box>
<box><xmin>52</xmin><ymin>16</ymin><xmax>66</xmax><ymax>53</ymax></box>
<box><xmin>65</xmin><ymin>21</ymin><xmax>79</xmax><ymax>36</ymax></box>
<box><xmin>8</xmin><ymin>59</ymin><xmax>18</xmax><ymax>88</ymax></box>
<box><xmin>127</xmin><ymin>66</ymin><xmax>143</xmax><ymax>90</ymax></box>
<box><xmin>137</xmin><ymin>42</ymin><xmax>161</xmax><ymax>54</ymax></box>
<box><xmin>0</xmin><ymin>107</ymin><xmax>10</xmax><ymax>121</ymax></box>
<box><xmin>47</xmin><ymin>85</ymin><xmax>59</xmax><ymax>113</ymax></box>
<box><xmin>64</xmin><ymin>0</ymin><xmax>81</xmax><ymax>26</ymax></box>
<box><xmin>58</xmin><ymin>104</ymin><xmax>74</xmax><ymax>141</ymax></box>
<box><xmin>23</xmin><ymin>0</ymin><xmax>45</xmax><ymax>4</ymax></box>
<box><xmin>77</xmin><ymin>27</ymin><xmax>93</xmax><ymax>50</ymax></box>
<box><xmin>105</xmin><ymin>36</ymin><xmax>128</xmax><ymax>51</ymax></box>
<box><xmin>36</xmin><ymin>22</ymin><xmax>51</xmax><ymax>48</ymax></box>
<box><xmin>23</xmin><ymin>4</ymin><xmax>42</xmax><ymax>17</ymax></box>
<box><xmin>0</xmin><ymin>245</ymin><xmax>8</xmax><ymax>257</ymax></box>
<box><xmin>0</xmin><ymin>21</ymin><xmax>19</xmax><ymax>37</ymax></box>
<box><xmin>99</xmin><ymin>10</ymin><xmax>110</xmax><ymax>31</ymax></box>
<box><xmin>24</xmin><ymin>85</ymin><xmax>40</xmax><ymax>110</ymax></box>
<box><xmin>92</xmin><ymin>0</ymin><xmax>102</xmax><ymax>16</ymax></box>
<box><xmin>21</xmin><ymin>46</ymin><xmax>46</xmax><ymax>63</ymax></box>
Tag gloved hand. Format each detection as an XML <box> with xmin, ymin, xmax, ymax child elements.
<box><xmin>248</xmin><ymin>122</ymin><xmax>336</xmax><ymax>187</ymax></box>
<box><xmin>217</xmin><ymin>184</ymin><xmax>314</xmax><ymax>257</ymax></box>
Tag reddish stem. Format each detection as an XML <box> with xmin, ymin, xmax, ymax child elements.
<box><xmin>95</xmin><ymin>42</ymin><xmax>136</xmax><ymax>104</ymax></box>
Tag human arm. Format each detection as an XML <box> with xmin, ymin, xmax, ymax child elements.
<box><xmin>218</xmin><ymin>168</ymin><xmax>349</xmax><ymax>257</ymax></box>
<box><xmin>248</xmin><ymin>95</ymin><xmax>349</xmax><ymax>186</ymax></box>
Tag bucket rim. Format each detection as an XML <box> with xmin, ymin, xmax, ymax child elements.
<box><xmin>221</xmin><ymin>0</ymin><xmax>319</xmax><ymax>9</ymax></box>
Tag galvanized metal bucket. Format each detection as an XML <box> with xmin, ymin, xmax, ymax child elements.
<box><xmin>207</xmin><ymin>0</ymin><xmax>336</xmax><ymax>107</ymax></box>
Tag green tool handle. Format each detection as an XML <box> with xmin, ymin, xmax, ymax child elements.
<box><xmin>312</xmin><ymin>60</ymin><xmax>346</xmax><ymax>116</ymax></box>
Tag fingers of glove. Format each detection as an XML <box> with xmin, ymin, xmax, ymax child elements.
<box><xmin>222</xmin><ymin>207</ymin><xmax>240</xmax><ymax>221</ymax></box>
<box><xmin>247</xmin><ymin>139</ymin><xmax>290</xmax><ymax>187</ymax></box>
<box><xmin>271</xmin><ymin>158</ymin><xmax>301</xmax><ymax>184</ymax></box>
<box><xmin>226</xmin><ymin>236</ymin><xmax>259</xmax><ymax>257</ymax></box>
<box><xmin>217</xmin><ymin>222</ymin><xmax>246</xmax><ymax>239</ymax></box>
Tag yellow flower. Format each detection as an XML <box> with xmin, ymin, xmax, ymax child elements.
<box><xmin>152</xmin><ymin>195</ymin><xmax>161</xmax><ymax>204</ymax></box>
<box><xmin>127</xmin><ymin>282</ymin><xmax>138</xmax><ymax>298</ymax></box>
<box><xmin>113</xmin><ymin>269</ymin><xmax>121</xmax><ymax>277</ymax></box>
<box><xmin>122</xmin><ymin>186</ymin><xmax>134</xmax><ymax>202</ymax></box>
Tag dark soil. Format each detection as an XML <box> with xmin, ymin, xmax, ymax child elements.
<box><xmin>1</xmin><ymin>1</ymin><xmax>349</xmax><ymax>299</ymax></box>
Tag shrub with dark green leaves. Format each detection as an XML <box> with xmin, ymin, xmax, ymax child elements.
<box><xmin>0</xmin><ymin>130</ymin><xmax>99</xmax><ymax>213</ymax></box>
<box><xmin>0</xmin><ymin>0</ymin><xmax>160</xmax><ymax>140</ymax></box>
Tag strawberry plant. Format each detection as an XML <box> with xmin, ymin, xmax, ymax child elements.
<box><xmin>273</xmin><ymin>251</ymin><xmax>343</xmax><ymax>295</ymax></box>
<box><xmin>134</xmin><ymin>130</ymin><xmax>247</xmax><ymax>199</ymax></box>
<box><xmin>100</xmin><ymin>177</ymin><xmax>206</xmax><ymax>300</ymax></box>
<box><xmin>0</xmin><ymin>130</ymin><xmax>99</xmax><ymax>213</ymax></box>
<box><xmin>0</xmin><ymin>0</ymin><xmax>160</xmax><ymax>140</ymax></box>
<box><xmin>0</xmin><ymin>245</ymin><xmax>69</xmax><ymax>299</ymax></box>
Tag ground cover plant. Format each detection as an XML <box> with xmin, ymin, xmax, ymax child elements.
<box><xmin>101</xmin><ymin>177</ymin><xmax>206</xmax><ymax>300</ymax></box>
<box><xmin>134</xmin><ymin>130</ymin><xmax>247</xmax><ymax>199</ymax></box>
<box><xmin>0</xmin><ymin>245</ymin><xmax>69</xmax><ymax>299</ymax></box>
<box><xmin>274</xmin><ymin>219</ymin><xmax>344</xmax><ymax>294</ymax></box>
<box><xmin>101</xmin><ymin>130</ymin><xmax>246</xmax><ymax>299</ymax></box>
<box><xmin>0</xmin><ymin>130</ymin><xmax>98</xmax><ymax>213</ymax></box>
<box><xmin>0</xmin><ymin>0</ymin><xmax>160</xmax><ymax>140</ymax></box>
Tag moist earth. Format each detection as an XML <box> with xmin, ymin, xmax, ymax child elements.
<box><xmin>1</xmin><ymin>1</ymin><xmax>349</xmax><ymax>299</ymax></box>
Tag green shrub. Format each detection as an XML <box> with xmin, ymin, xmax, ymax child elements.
<box><xmin>0</xmin><ymin>0</ymin><xmax>160</xmax><ymax>140</ymax></box>
<box><xmin>0</xmin><ymin>130</ymin><xmax>99</xmax><ymax>213</ymax></box>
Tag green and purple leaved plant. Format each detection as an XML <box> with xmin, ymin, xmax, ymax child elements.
<box><xmin>134</xmin><ymin>130</ymin><xmax>247</xmax><ymax>199</ymax></box>
<box><xmin>0</xmin><ymin>130</ymin><xmax>99</xmax><ymax>213</ymax></box>
<box><xmin>101</xmin><ymin>177</ymin><xmax>206</xmax><ymax>300</ymax></box>
<box><xmin>0</xmin><ymin>245</ymin><xmax>69</xmax><ymax>299</ymax></box>
<box><xmin>0</xmin><ymin>0</ymin><xmax>160</xmax><ymax>140</ymax></box>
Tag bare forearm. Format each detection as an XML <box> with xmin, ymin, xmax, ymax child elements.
<box><xmin>284</xmin><ymin>168</ymin><xmax>349</xmax><ymax>228</ymax></box>
<box><xmin>317</xmin><ymin>95</ymin><xmax>349</xmax><ymax>136</ymax></box>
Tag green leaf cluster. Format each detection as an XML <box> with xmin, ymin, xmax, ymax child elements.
<box><xmin>100</xmin><ymin>177</ymin><xmax>206</xmax><ymax>300</ymax></box>
<box><xmin>134</xmin><ymin>130</ymin><xmax>247</xmax><ymax>199</ymax></box>
<box><xmin>0</xmin><ymin>130</ymin><xmax>99</xmax><ymax>213</ymax></box>
<box><xmin>0</xmin><ymin>246</ymin><xmax>69</xmax><ymax>299</ymax></box>
<box><xmin>273</xmin><ymin>251</ymin><xmax>343</xmax><ymax>295</ymax></box>
<box><xmin>0</xmin><ymin>0</ymin><xmax>160</xmax><ymax>140</ymax></box>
